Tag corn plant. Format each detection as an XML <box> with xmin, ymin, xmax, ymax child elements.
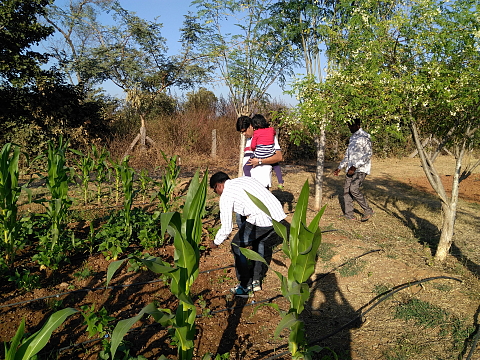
<box><xmin>70</xmin><ymin>148</ymin><xmax>95</xmax><ymax>205</ymax></box>
<box><xmin>106</xmin><ymin>170</ymin><xmax>208</xmax><ymax>360</ymax></box>
<box><xmin>4</xmin><ymin>308</ymin><xmax>78</xmax><ymax>360</ymax></box>
<box><xmin>120</xmin><ymin>157</ymin><xmax>135</xmax><ymax>239</ymax></box>
<box><xmin>243</xmin><ymin>180</ymin><xmax>326</xmax><ymax>360</ymax></box>
<box><xmin>0</xmin><ymin>143</ymin><xmax>31</xmax><ymax>267</ymax></box>
<box><xmin>138</xmin><ymin>168</ymin><xmax>154</xmax><ymax>204</ymax></box>
<box><xmin>92</xmin><ymin>145</ymin><xmax>111</xmax><ymax>206</ymax></box>
<box><xmin>108</xmin><ymin>155</ymin><xmax>126</xmax><ymax>206</ymax></box>
<box><xmin>97</xmin><ymin>157</ymin><xmax>135</xmax><ymax>260</ymax></box>
<box><xmin>33</xmin><ymin>137</ymin><xmax>73</xmax><ymax>269</ymax></box>
<box><xmin>153</xmin><ymin>152</ymin><xmax>180</xmax><ymax>213</ymax></box>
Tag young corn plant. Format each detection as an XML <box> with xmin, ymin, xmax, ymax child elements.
<box><xmin>70</xmin><ymin>148</ymin><xmax>95</xmax><ymax>205</ymax></box>
<box><xmin>120</xmin><ymin>157</ymin><xmax>135</xmax><ymax>239</ymax></box>
<box><xmin>4</xmin><ymin>308</ymin><xmax>78</xmax><ymax>360</ymax></box>
<box><xmin>138</xmin><ymin>169</ymin><xmax>154</xmax><ymax>204</ymax></box>
<box><xmin>97</xmin><ymin>157</ymin><xmax>135</xmax><ymax>260</ymax></box>
<box><xmin>92</xmin><ymin>145</ymin><xmax>111</xmax><ymax>206</ymax></box>
<box><xmin>0</xmin><ymin>143</ymin><xmax>31</xmax><ymax>268</ymax></box>
<box><xmin>34</xmin><ymin>137</ymin><xmax>73</xmax><ymax>269</ymax></box>
<box><xmin>243</xmin><ymin>180</ymin><xmax>326</xmax><ymax>360</ymax></box>
<box><xmin>106</xmin><ymin>170</ymin><xmax>208</xmax><ymax>360</ymax></box>
<box><xmin>154</xmin><ymin>152</ymin><xmax>180</xmax><ymax>213</ymax></box>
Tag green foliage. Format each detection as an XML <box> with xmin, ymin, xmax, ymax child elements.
<box><xmin>0</xmin><ymin>143</ymin><xmax>31</xmax><ymax>267</ymax></box>
<box><xmin>393</xmin><ymin>298</ymin><xmax>474</xmax><ymax>355</ymax></box>
<box><xmin>338</xmin><ymin>259</ymin><xmax>366</xmax><ymax>278</ymax></box>
<box><xmin>0</xmin><ymin>0</ymin><xmax>53</xmax><ymax>85</ymax></box>
<box><xmin>243</xmin><ymin>180</ymin><xmax>326</xmax><ymax>359</ymax></box>
<box><xmin>191</xmin><ymin>0</ymin><xmax>298</xmax><ymax>114</ymax></box>
<box><xmin>81</xmin><ymin>304</ymin><xmax>115</xmax><ymax>338</ymax></box>
<box><xmin>70</xmin><ymin>148</ymin><xmax>95</xmax><ymax>205</ymax></box>
<box><xmin>184</xmin><ymin>87</ymin><xmax>217</xmax><ymax>113</ymax></box>
<box><xmin>153</xmin><ymin>152</ymin><xmax>180</xmax><ymax>213</ymax></box>
<box><xmin>33</xmin><ymin>137</ymin><xmax>74</xmax><ymax>269</ymax></box>
<box><xmin>316</xmin><ymin>242</ymin><xmax>336</xmax><ymax>262</ymax></box>
<box><xmin>92</xmin><ymin>145</ymin><xmax>111</xmax><ymax>206</ymax></box>
<box><xmin>7</xmin><ymin>268</ymin><xmax>40</xmax><ymax>292</ymax></box>
<box><xmin>3</xmin><ymin>308</ymin><xmax>78</xmax><ymax>360</ymax></box>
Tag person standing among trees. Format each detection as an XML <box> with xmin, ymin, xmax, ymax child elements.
<box><xmin>209</xmin><ymin>171</ymin><xmax>287</xmax><ymax>297</ymax></box>
<box><xmin>333</xmin><ymin>118</ymin><xmax>374</xmax><ymax>221</ymax></box>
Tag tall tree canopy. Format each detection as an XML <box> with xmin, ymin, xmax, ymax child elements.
<box><xmin>319</xmin><ymin>0</ymin><xmax>480</xmax><ymax>261</ymax></box>
<box><xmin>0</xmin><ymin>0</ymin><xmax>53</xmax><ymax>86</ymax></box>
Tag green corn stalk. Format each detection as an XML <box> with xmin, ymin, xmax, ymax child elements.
<box><xmin>44</xmin><ymin>137</ymin><xmax>72</xmax><ymax>252</ymax></box>
<box><xmin>4</xmin><ymin>308</ymin><xmax>78</xmax><ymax>360</ymax></box>
<box><xmin>243</xmin><ymin>180</ymin><xmax>326</xmax><ymax>360</ymax></box>
<box><xmin>119</xmin><ymin>157</ymin><xmax>135</xmax><ymax>239</ymax></box>
<box><xmin>154</xmin><ymin>151</ymin><xmax>180</xmax><ymax>213</ymax></box>
<box><xmin>108</xmin><ymin>155</ymin><xmax>123</xmax><ymax>206</ymax></box>
<box><xmin>92</xmin><ymin>145</ymin><xmax>111</xmax><ymax>206</ymax></box>
<box><xmin>0</xmin><ymin>143</ymin><xmax>31</xmax><ymax>267</ymax></box>
<box><xmin>138</xmin><ymin>169</ymin><xmax>153</xmax><ymax>204</ymax></box>
<box><xmin>106</xmin><ymin>170</ymin><xmax>207</xmax><ymax>360</ymax></box>
<box><xmin>70</xmin><ymin>149</ymin><xmax>95</xmax><ymax>205</ymax></box>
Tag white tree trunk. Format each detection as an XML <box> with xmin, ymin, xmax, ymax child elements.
<box><xmin>238</xmin><ymin>132</ymin><xmax>245</xmax><ymax>178</ymax></box>
<box><xmin>434</xmin><ymin>141</ymin><xmax>463</xmax><ymax>262</ymax></box>
<box><xmin>410</xmin><ymin>118</ymin><xmax>465</xmax><ymax>262</ymax></box>
<box><xmin>435</xmin><ymin>202</ymin><xmax>457</xmax><ymax>262</ymax></box>
<box><xmin>314</xmin><ymin>126</ymin><xmax>326</xmax><ymax>210</ymax></box>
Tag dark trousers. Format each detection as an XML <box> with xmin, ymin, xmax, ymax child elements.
<box><xmin>231</xmin><ymin>220</ymin><xmax>277</xmax><ymax>287</ymax></box>
<box><xmin>343</xmin><ymin>172</ymin><xmax>373</xmax><ymax>217</ymax></box>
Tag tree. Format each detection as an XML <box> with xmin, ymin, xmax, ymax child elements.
<box><xmin>0</xmin><ymin>0</ymin><xmax>107</xmax><ymax>153</ymax></box>
<box><xmin>185</xmin><ymin>87</ymin><xmax>217</xmax><ymax>113</ymax></box>
<box><xmin>268</xmin><ymin>0</ymin><xmax>379</xmax><ymax>209</ymax></box>
<box><xmin>0</xmin><ymin>0</ymin><xmax>53</xmax><ymax>86</ymax></box>
<box><xmin>191</xmin><ymin>0</ymin><xmax>299</xmax><ymax>175</ymax></box>
<box><xmin>320</xmin><ymin>0</ymin><xmax>480</xmax><ymax>262</ymax></box>
<box><xmin>44</xmin><ymin>1</ymin><xmax>210</xmax><ymax>154</ymax></box>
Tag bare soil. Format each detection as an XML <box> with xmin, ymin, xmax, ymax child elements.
<box><xmin>1</xmin><ymin>156</ymin><xmax>480</xmax><ymax>360</ymax></box>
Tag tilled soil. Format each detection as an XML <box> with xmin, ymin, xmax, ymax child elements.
<box><xmin>1</xmin><ymin>156</ymin><xmax>479</xmax><ymax>360</ymax></box>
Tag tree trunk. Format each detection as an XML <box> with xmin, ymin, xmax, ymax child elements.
<box><xmin>410</xmin><ymin>117</ymin><xmax>465</xmax><ymax>262</ymax></box>
<box><xmin>238</xmin><ymin>133</ymin><xmax>245</xmax><ymax>178</ymax></box>
<box><xmin>434</xmin><ymin>141</ymin><xmax>463</xmax><ymax>262</ymax></box>
<box><xmin>434</xmin><ymin>202</ymin><xmax>456</xmax><ymax>262</ymax></box>
<box><xmin>313</xmin><ymin>126</ymin><xmax>326</xmax><ymax>210</ymax></box>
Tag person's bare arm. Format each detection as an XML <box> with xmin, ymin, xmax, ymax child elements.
<box><xmin>248</xmin><ymin>150</ymin><xmax>283</xmax><ymax>167</ymax></box>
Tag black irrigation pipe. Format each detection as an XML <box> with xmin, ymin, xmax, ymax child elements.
<box><xmin>262</xmin><ymin>275</ymin><xmax>463</xmax><ymax>360</ymax></box>
<box><xmin>466</xmin><ymin>323</ymin><xmax>480</xmax><ymax>360</ymax></box>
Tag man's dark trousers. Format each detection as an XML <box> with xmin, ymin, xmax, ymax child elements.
<box><xmin>231</xmin><ymin>220</ymin><xmax>277</xmax><ymax>288</ymax></box>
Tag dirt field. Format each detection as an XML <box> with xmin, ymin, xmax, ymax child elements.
<box><xmin>1</xmin><ymin>155</ymin><xmax>479</xmax><ymax>360</ymax></box>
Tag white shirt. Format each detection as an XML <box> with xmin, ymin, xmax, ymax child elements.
<box><xmin>338</xmin><ymin>128</ymin><xmax>372</xmax><ymax>175</ymax></box>
<box><xmin>243</xmin><ymin>136</ymin><xmax>281</xmax><ymax>188</ymax></box>
<box><xmin>214</xmin><ymin>177</ymin><xmax>286</xmax><ymax>245</ymax></box>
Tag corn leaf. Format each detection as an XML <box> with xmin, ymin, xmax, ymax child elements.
<box><xmin>106</xmin><ymin>259</ymin><xmax>126</xmax><ymax>288</ymax></box>
<box><xmin>16</xmin><ymin>308</ymin><xmax>78</xmax><ymax>360</ymax></box>
<box><xmin>5</xmin><ymin>317</ymin><xmax>25</xmax><ymax>360</ymax></box>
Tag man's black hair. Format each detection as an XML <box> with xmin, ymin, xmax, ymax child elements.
<box><xmin>210</xmin><ymin>171</ymin><xmax>230</xmax><ymax>189</ymax></box>
<box><xmin>251</xmin><ymin>114</ymin><xmax>270</xmax><ymax>129</ymax></box>
<box><xmin>236</xmin><ymin>116</ymin><xmax>252</xmax><ymax>132</ymax></box>
<box><xmin>349</xmin><ymin>118</ymin><xmax>361</xmax><ymax>126</ymax></box>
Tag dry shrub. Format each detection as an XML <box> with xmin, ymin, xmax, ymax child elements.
<box><xmin>107</xmin><ymin>111</ymin><xmax>240</xmax><ymax>171</ymax></box>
